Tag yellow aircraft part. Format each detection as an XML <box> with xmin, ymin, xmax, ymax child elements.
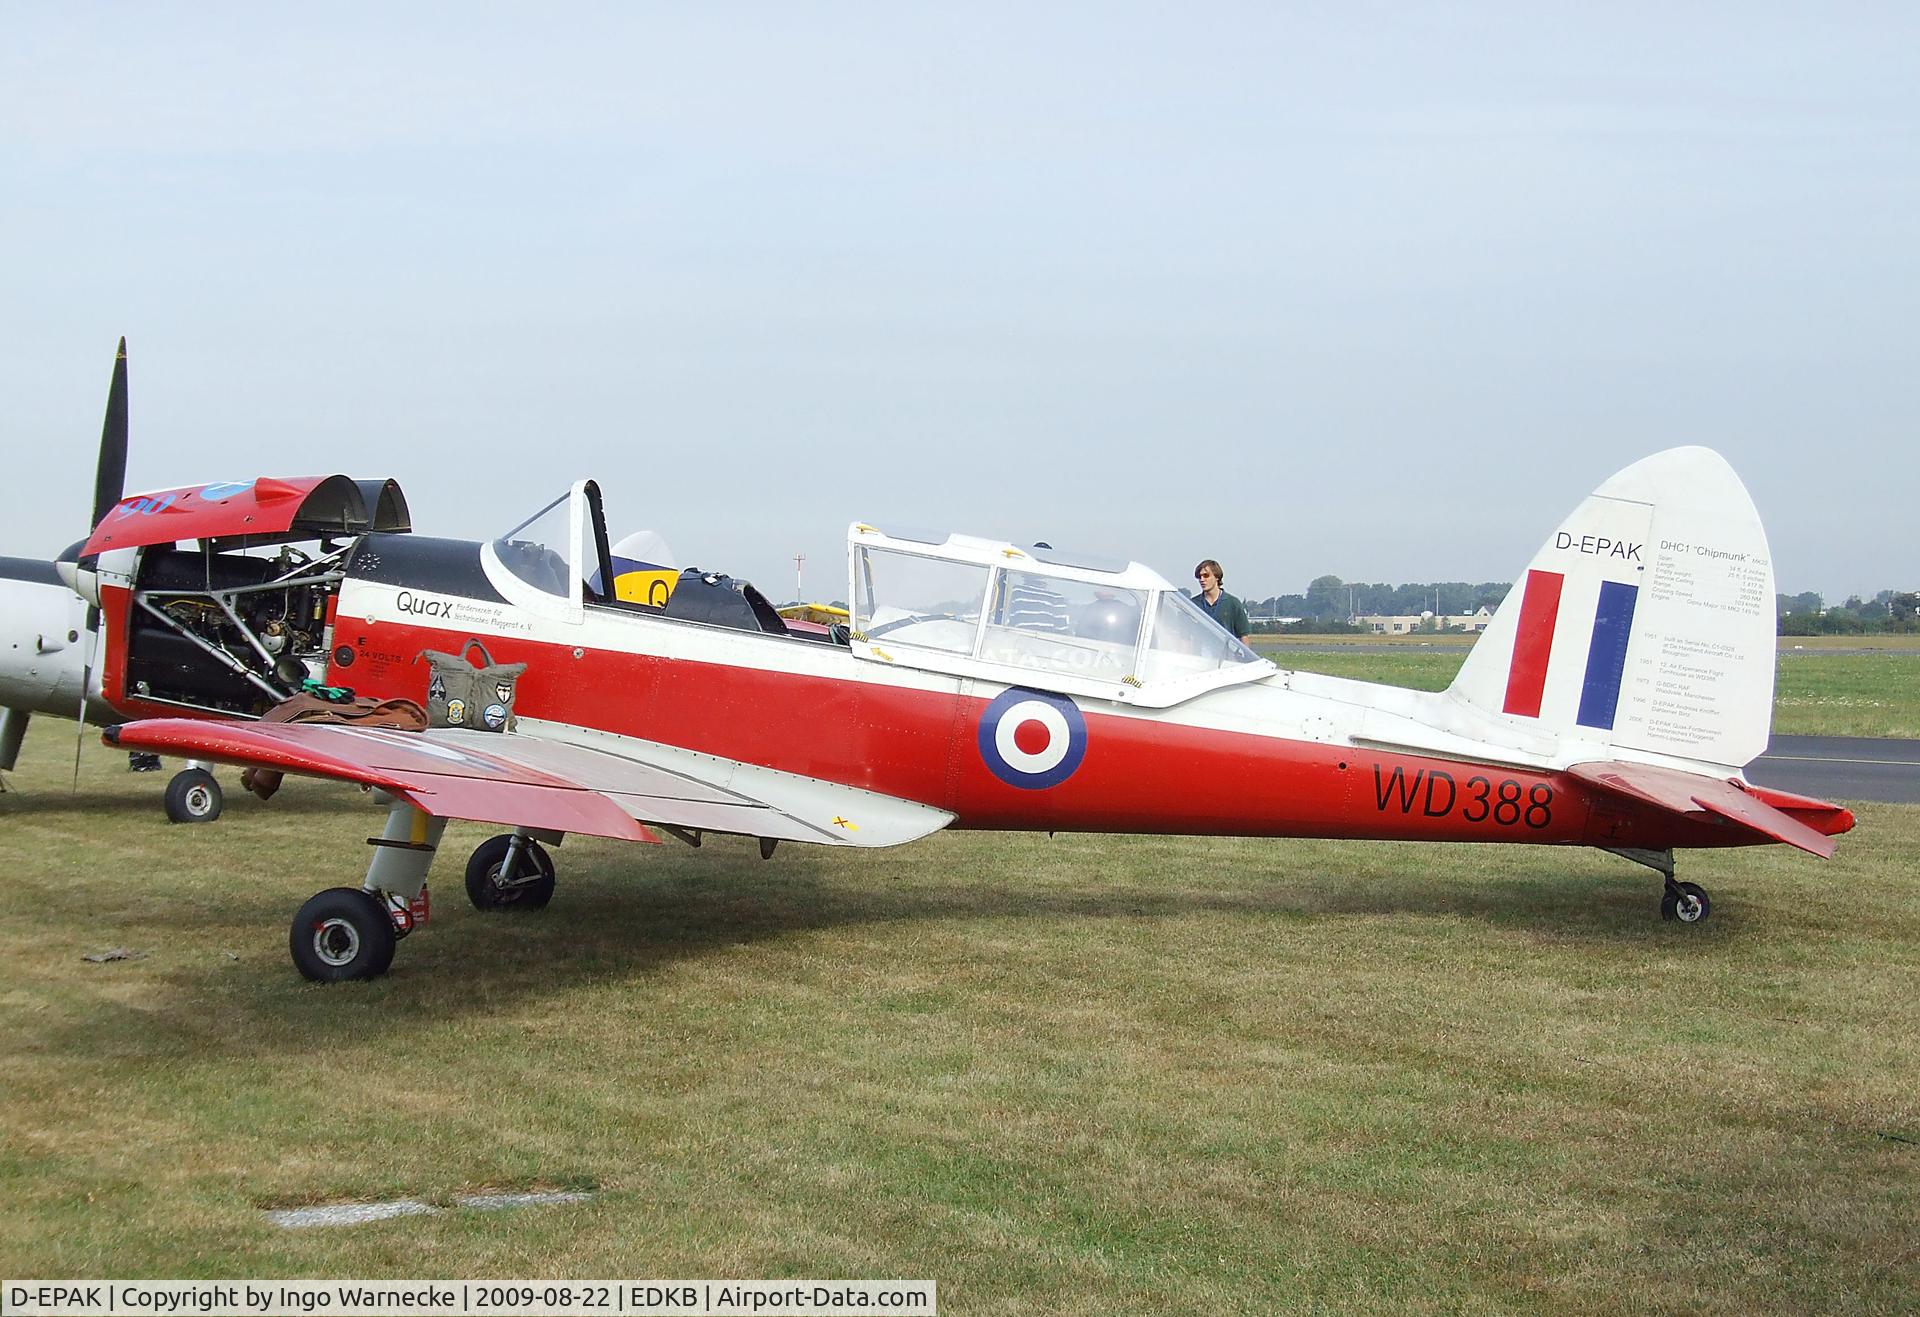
<box><xmin>614</xmin><ymin>568</ymin><xmax>678</xmax><ymax>608</ymax></box>
<box><xmin>777</xmin><ymin>603</ymin><xmax>850</xmax><ymax>626</ymax></box>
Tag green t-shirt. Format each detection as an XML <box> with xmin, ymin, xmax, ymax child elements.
<box><xmin>1194</xmin><ymin>589</ymin><xmax>1250</xmax><ymax>638</ymax></box>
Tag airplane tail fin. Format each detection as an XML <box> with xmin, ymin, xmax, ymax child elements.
<box><xmin>1448</xmin><ymin>447</ymin><xmax>1776</xmax><ymax>771</ymax></box>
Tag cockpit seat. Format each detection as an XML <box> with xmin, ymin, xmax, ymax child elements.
<box><xmin>661</xmin><ymin>569</ymin><xmax>790</xmax><ymax>636</ymax></box>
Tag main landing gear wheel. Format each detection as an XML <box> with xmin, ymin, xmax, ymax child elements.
<box><xmin>163</xmin><ymin>768</ymin><xmax>223</xmax><ymax>824</ymax></box>
<box><xmin>1662</xmin><ymin>880</ymin><xmax>1712</xmax><ymax>925</ymax></box>
<box><xmin>290</xmin><ymin>887</ymin><xmax>397</xmax><ymax>982</ymax></box>
<box><xmin>465</xmin><ymin>835</ymin><xmax>556</xmax><ymax>912</ymax></box>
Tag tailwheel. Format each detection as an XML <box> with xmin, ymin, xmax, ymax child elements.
<box><xmin>465</xmin><ymin>834</ymin><xmax>556</xmax><ymax>912</ymax></box>
<box><xmin>1661</xmin><ymin>879</ymin><xmax>1712</xmax><ymax>925</ymax></box>
<box><xmin>290</xmin><ymin>887</ymin><xmax>397</xmax><ymax>982</ymax></box>
<box><xmin>163</xmin><ymin>768</ymin><xmax>223</xmax><ymax>824</ymax></box>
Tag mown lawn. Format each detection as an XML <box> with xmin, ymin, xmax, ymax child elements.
<box><xmin>1</xmin><ymin>724</ymin><xmax>1914</xmax><ymax>1313</ymax></box>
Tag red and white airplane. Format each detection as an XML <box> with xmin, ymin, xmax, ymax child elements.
<box><xmin>75</xmin><ymin>448</ymin><xmax>1850</xmax><ymax>981</ymax></box>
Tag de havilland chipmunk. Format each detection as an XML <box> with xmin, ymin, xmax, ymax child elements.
<box><xmin>17</xmin><ymin>348</ymin><xmax>1855</xmax><ymax>982</ymax></box>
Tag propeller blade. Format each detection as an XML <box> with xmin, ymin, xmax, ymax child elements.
<box><xmin>91</xmin><ymin>337</ymin><xmax>129</xmax><ymax>532</ymax></box>
<box><xmin>74</xmin><ymin>337</ymin><xmax>125</xmax><ymax>786</ymax></box>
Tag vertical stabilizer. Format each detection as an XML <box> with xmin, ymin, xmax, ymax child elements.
<box><xmin>1448</xmin><ymin>447</ymin><xmax>1776</xmax><ymax>770</ymax></box>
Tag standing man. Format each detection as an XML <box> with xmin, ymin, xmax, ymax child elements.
<box><xmin>1193</xmin><ymin>559</ymin><xmax>1251</xmax><ymax>642</ymax></box>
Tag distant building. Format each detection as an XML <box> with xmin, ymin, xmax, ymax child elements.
<box><xmin>1353</xmin><ymin>606</ymin><xmax>1493</xmax><ymax>635</ymax></box>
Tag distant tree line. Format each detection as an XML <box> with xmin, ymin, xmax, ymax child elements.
<box><xmin>1244</xmin><ymin>576</ymin><xmax>1512</xmax><ymax>634</ymax></box>
<box><xmin>1777</xmin><ymin>590</ymin><xmax>1920</xmax><ymax>635</ymax></box>
<box><xmin>1238</xmin><ymin>577</ymin><xmax>1920</xmax><ymax>636</ymax></box>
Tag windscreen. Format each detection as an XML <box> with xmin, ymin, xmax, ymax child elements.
<box><xmin>490</xmin><ymin>491</ymin><xmax>573</xmax><ymax>598</ymax></box>
<box><xmin>854</xmin><ymin>547</ymin><xmax>989</xmax><ymax>654</ymax></box>
<box><xmin>978</xmin><ymin>571</ymin><xmax>1146</xmax><ymax>681</ymax></box>
<box><xmin>1140</xmin><ymin>590</ymin><xmax>1262</xmax><ymax>683</ymax></box>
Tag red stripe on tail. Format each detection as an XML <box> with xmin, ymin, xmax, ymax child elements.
<box><xmin>1503</xmin><ymin>569</ymin><xmax>1564</xmax><ymax>717</ymax></box>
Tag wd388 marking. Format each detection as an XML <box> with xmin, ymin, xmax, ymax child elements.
<box><xmin>1372</xmin><ymin>764</ymin><xmax>1553</xmax><ymax>829</ymax></box>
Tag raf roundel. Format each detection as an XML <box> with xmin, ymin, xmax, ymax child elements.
<box><xmin>977</xmin><ymin>688</ymin><xmax>1088</xmax><ymax>790</ymax></box>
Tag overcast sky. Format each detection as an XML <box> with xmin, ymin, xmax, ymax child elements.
<box><xmin>4</xmin><ymin>3</ymin><xmax>1913</xmax><ymax>602</ymax></box>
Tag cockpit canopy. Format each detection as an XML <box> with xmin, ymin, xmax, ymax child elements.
<box><xmin>475</xmin><ymin>484</ymin><xmax>1274</xmax><ymax>707</ymax></box>
<box><xmin>849</xmin><ymin>523</ymin><xmax>1272</xmax><ymax>707</ymax></box>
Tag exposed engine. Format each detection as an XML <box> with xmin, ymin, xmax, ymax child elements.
<box><xmin>125</xmin><ymin>541</ymin><xmax>351</xmax><ymax>715</ymax></box>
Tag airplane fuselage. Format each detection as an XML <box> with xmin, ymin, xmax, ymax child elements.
<box><xmin>307</xmin><ymin>536</ymin><xmax>1755</xmax><ymax>857</ymax></box>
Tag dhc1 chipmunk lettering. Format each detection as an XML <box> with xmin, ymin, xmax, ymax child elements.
<box><xmin>6</xmin><ymin>345</ymin><xmax>1856</xmax><ymax>983</ymax></box>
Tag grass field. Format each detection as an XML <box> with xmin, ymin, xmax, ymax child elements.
<box><xmin>2</xmin><ymin>708</ymin><xmax>1916</xmax><ymax>1312</ymax></box>
<box><xmin>1250</xmin><ymin>639</ymin><xmax>1920</xmax><ymax>739</ymax></box>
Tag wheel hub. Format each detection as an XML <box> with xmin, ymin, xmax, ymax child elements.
<box><xmin>312</xmin><ymin>917</ymin><xmax>362</xmax><ymax>966</ymax></box>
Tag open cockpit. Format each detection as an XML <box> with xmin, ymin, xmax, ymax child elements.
<box><xmin>482</xmin><ymin>480</ymin><xmax>830</xmax><ymax>643</ymax></box>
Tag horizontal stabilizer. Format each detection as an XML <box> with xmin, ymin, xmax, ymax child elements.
<box><xmin>1569</xmin><ymin>760</ymin><xmax>1839</xmax><ymax>858</ymax></box>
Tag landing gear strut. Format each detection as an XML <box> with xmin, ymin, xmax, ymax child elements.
<box><xmin>465</xmin><ymin>832</ymin><xmax>557</xmax><ymax>911</ymax></box>
<box><xmin>1603</xmin><ymin>846</ymin><xmax>1713</xmax><ymax>926</ymax></box>
<box><xmin>288</xmin><ymin>793</ymin><xmax>446</xmax><ymax>982</ymax></box>
<box><xmin>284</xmin><ymin>798</ymin><xmax>570</xmax><ymax>981</ymax></box>
<box><xmin>1661</xmin><ymin>879</ymin><xmax>1712</xmax><ymax>924</ymax></box>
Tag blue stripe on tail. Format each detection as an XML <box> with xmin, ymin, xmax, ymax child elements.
<box><xmin>1576</xmin><ymin>580</ymin><xmax>1639</xmax><ymax>730</ymax></box>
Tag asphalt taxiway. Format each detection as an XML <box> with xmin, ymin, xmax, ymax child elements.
<box><xmin>1749</xmin><ymin>736</ymin><xmax>1920</xmax><ymax>804</ymax></box>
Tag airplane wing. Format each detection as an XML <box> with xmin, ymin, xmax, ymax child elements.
<box><xmin>1568</xmin><ymin>760</ymin><xmax>1843</xmax><ymax>858</ymax></box>
<box><xmin>104</xmin><ymin>718</ymin><xmax>954</xmax><ymax>849</ymax></box>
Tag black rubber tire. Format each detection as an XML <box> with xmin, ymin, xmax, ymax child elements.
<box><xmin>465</xmin><ymin>835</ymin><xmax>556</xmax><ymax>912</ymax></box>
<box><xmin>289</xmin><ymin>888</ymin><xmax>397</xmax><ymax>982</ymax></box>
<box><xmin>163</xmin><ymin>768</ymin><xmax>223</xmax><ymax>824</ymax></box>
<box><xmin>1660</xmin><ymin>881</ymin><xmax>1712</xmax><ymax>925</ymax></box>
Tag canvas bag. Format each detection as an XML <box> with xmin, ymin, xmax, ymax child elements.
<box><xmin>419</xmin><ymin>640</ymin><xmax>528</xmax><ymax>732</ymax></box>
